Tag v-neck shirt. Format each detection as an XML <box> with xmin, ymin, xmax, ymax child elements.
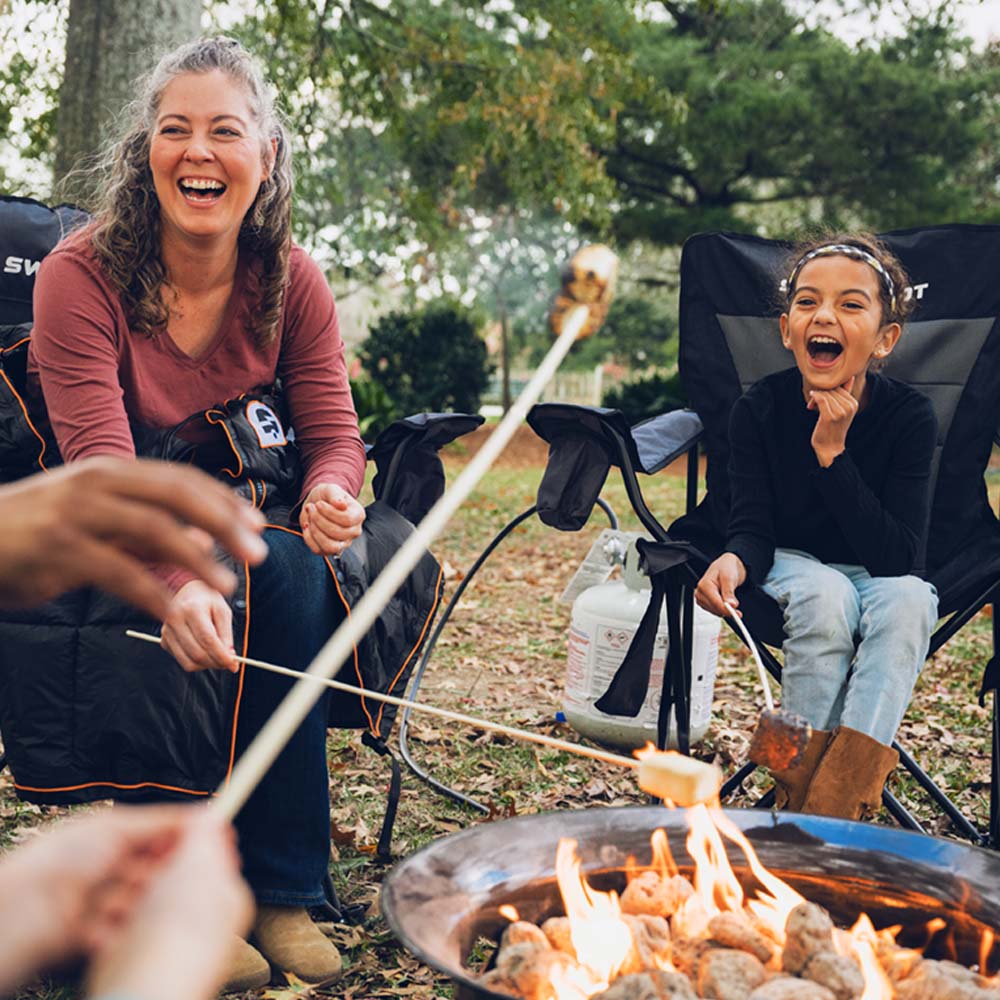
<box><xmin>726</xmin><ymin>367</ymin><xmax>937</xmax><ymax>584</ymax></box>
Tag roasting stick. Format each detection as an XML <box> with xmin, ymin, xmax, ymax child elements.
<box><xmin>125</xmin><ymin>629</ymin><xmax>722</xmax><ymax>806</ymax></box>
<box><xmin>201</xmin><ymin>246</ymin><xmax>618</xmax><ymax>820</ymax></box>
<box><xmin>126</xmin><ymin>630</ymin><xmax>636</xmax><ymax>770</ymax></box>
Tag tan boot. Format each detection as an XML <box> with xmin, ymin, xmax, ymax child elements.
<box><xmin>769</xmin><ymin>728</ymin><xmax>832</xmax><ymax>812</ymax></box>
<box><xmin>222</xmin><ymin>936</ymin><xmax>271</xmax><ymax>992</ymax></box>
<box><xmin>800</xmin><ymin>726</ymin><xmax>899</xmax><ymax>820</ymax></box>
<box><xmin>252</xmin><ymin>906</ymin><xmax>343</xmax><ymax>985</ymax></box>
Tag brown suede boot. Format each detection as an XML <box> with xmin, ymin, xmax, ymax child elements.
<box><xmin>769</xmin><ymin>728</ymin><xmax>832</xmax><ymax>812</ymax></box>
<box><xmin>252</xmin><ymin>906</ymin><xmax>343</xmax><ymax>985</ymax></box>
<box><xmin>222</xmin><ymin>936</ymin><xmax>271</xmax><ymax>992</ymax></box>
<box><xmin>800</xmin><ymin>726</ymin><xmax>899</xmax><ymax>820</ymax></box>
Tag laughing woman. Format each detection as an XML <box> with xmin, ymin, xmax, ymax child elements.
<box><xmin>29</xmin><ymin>38</ymin><xmax>365</xmax><ymax>990</ymax></box>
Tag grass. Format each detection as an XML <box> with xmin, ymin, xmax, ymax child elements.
<box><xmin>3</xmin><ymin>450</ymin><xmax>999</xmax><ymax>999</ymax></box>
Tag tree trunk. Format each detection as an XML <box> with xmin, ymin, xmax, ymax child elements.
<box><xmin>498</xmin><ymin>296</ymin><xmax>512</xmax><ymax>413</ymax></box>
<box><xmin>54</xmin><ymin>0</ymin><xmax>202</xmax><ymax>203</ymax></box>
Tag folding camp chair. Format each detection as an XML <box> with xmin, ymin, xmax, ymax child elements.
<box><xmin>579</xmin><ymin>225</ymin><xmax>1000</xmax><ymax>844</ymax></box>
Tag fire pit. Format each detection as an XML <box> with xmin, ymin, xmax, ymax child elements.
<box><xmin>382</xmin><ymin>807</ymin><xmax>1000</xmax><ymax>999</ymax></box>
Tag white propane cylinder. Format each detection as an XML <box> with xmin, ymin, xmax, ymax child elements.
<box><xmin>563</xmin><ymin>542</ymin><xmax>720</xmax><ymax>750</ymax></box>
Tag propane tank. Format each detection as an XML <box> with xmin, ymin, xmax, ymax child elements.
<box><xmin>563</xmin><ymin>541</ymin><xmax>720</xmax><ymax>750</ymax></box>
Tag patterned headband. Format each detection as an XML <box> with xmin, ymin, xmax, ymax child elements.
<box><xmin>785</xmin><ymin>244</ymin><xmax>897</xmax><ymax>315</ymax></box>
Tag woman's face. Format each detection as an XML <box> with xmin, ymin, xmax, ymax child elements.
<box><xmin>149</xmin><ymin>69</ymin><xmax>271</xmax><ymax>251</ymax></box>
<box><xmin>780</xmin><ymin>255</ymin><xmax>900</xmax><ymax>398</ymax></box>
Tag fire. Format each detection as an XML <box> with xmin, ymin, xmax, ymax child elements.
<box><xmin>527</xmin><ymin>806</ymin><xmax>938</xmax><ymax>999</ymax></box>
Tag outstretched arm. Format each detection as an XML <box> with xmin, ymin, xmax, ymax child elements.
<box><xmin>0</xmin><ymin>458</ymin><xmax>267</xmax><ymax>618</ymax></box>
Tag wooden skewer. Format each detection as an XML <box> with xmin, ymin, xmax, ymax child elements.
<box><xmin>130</xmin><ymin>250</ymin><xmax>616</xmax><ymax>822</ymax></box>
<box><xmin>126</xmin><ymin>629</ymin><xmax>638</xmax><ymax>772</ymax></box>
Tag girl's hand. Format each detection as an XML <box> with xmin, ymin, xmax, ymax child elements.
<box><xmin>808</xmin><ymin>376</ymin><xmax>858</xmax><ymax>467</ymax></box>
<box><xmin>695</xmin><ymin>553</ymin><xmax>747</xmax><ymax>618</ymax></box>
<box><xmin>300</xmin><ymin>482</ymin><xmax>365</xmax><ymax>557</ymax></box>
<box><xmin>161</xmin><ymin>580</ymin><xmax>236</xmax><ymax>672</ymax></box>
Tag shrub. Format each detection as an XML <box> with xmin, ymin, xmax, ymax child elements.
<box><xmin>349</xmin><ymin>376</ymin><xmax>397</xmax><ymax>443</ymax></box>
<box><xmin>359</xmin><ymin>300</ymin><xmax>492</xmax><ymax>418</ymax></box>
<box><xmin>601</xmin><ymin>369</ymin><xmax>687</xmax><ymax>423</ymax></box>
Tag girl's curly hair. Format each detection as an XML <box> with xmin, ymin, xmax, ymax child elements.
<box><xmin>81</xmin><ymin>37</ymin><xmax>292</xmax><ymax>347</ymax></box>
<box><xmin>781</xmin><ymin>232</ymin><xmax>913</xmax><ymax>328</ymax></box>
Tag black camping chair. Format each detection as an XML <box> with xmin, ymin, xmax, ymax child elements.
<box><xmin>575</xmin><ymin>226</ymin><xmax>1000</xmax><ymax>845</ymax></box>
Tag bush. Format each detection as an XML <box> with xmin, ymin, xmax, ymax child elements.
<box><xmin>358</xmin><ymin>300</ymin><xmax>491</xmax><ymax>418</ymax></box>
<box><xmin>349</xmin><ymin>376</ymin><xmax>397</xmax><ymax>443</ymax></box>
<box><xmin>601</xmin><ymin>369</ymin><xmax>687</xmax><ymax>423</ymax></box>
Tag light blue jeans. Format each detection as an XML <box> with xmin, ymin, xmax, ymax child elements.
<box><xmin>761</xmin><ymin>548</ymin><xmax>938</xmax><ymax>746</ymax></box>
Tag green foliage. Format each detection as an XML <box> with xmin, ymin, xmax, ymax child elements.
<box><xmin>608</xmin><ymin>0</ymin><xmax>1000</xmax><ymax>242</ymax></box>
<box><xmin>349</xmin><ymin>376</ymin><xmax>397</xmax><ymax>443</ymax></box>
<box><xmin>601</xmin><ymin>369</ymin><xmax>687</xmax><ymax>422</ymax></box>
<box><xmin>358</xmin><ymin>300</ymin><xmax>492</xmax><ymax>418</ymax></box>
<box><xmin>568</xmin><ymin>295</ymin><xmax>678</xmax><ymax>371</ymax></box>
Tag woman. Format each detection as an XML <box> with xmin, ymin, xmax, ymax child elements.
<box><xmin>30</xmin><ymin>37</ymin><xmax>365</xmax><ymax>989</ymax></box>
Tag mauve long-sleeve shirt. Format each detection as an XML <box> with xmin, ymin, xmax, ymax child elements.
<box><xmin>29</xmin><ymin>231</ymin><xmax>366</xmax><ymax>590</ymax></box>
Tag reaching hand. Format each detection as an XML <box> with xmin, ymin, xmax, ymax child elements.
<box><xmin>161</xmin><ymin>579</ymin><xmax>237</xmax><ymax>672</ymax></box>
<box><xmin>808</xmin><ymin>376</ymin><xmax>859</xmax><ymax>468</ymax></box>
<box><xmin>695</xmin><ymin>552</ymin><xmax>748</xmax><ymax>618</ymax></box>
<box><xmin>0</xmin><ymin>458</ymin><xmax>267</xmax><ymax>618</ymax></box>
<box><xmin>0</xmin><ymin>805</ymin><xmax>195</xmax><ymax>994</ymax></box>
<box><xmin>299</xmin><ymin>481</ymin><xmax>365</xmax><ymax>557</ymax></box>
<box><xmin>85</xmin><ymin>808</ymin><xmax>253</xmax><ymax>1000</ymax></box>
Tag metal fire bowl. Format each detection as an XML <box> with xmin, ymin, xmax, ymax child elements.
<box><xmin>382</xmin><ymin>806</ymin><xmax>1000</xmax><ymax>1000</ymax></box>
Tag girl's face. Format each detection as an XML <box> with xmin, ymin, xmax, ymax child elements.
<box><xmin>149</xmin><ymin>69</ymin><xmax>272</xmax><ymax>252</ymax></box>
<box><xmin>780</xmin><ymin>255</ymin><xmax>901</xmax><ymax>400</ymax></box>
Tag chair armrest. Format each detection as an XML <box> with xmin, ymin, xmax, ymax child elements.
<box><xmin>630</xmin><ymin>409</ymin><xmax>704</xmax><ymax>475</ymax></box>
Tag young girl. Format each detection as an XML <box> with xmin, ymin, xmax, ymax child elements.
<box><xmin>694</xmin><ymin>234</ymin><xmax>938</xmax><ymax>820</ymax></box>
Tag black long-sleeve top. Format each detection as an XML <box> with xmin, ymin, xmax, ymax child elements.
<box><xmin>726</xmin><ymin>367</ymin><xmax>937</xmax><ymax>585</ymax></box>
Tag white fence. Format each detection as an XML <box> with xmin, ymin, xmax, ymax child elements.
<box><xmin>481</xmin><ymin>365</ymin><xmax>604</xmax><ymax>411</ymax></box>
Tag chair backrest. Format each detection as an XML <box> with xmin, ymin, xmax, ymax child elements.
<box><xmin>677</xmin><ymin>226</ymin><xmax>1000</xmax><ymax>580</ymax></box>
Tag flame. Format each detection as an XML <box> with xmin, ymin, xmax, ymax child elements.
<box><xmin>981</xmin><ymin>927</ymin><xmax>995</xmax><ymax>977</ymax></box>
<box><xmin>842</xmin><ymin>913</ymin><xmax>895</xmax><ymax>1000</ymax></box>
<box><xmin>542</xmin><ymin>808</ymin><xmax>983</xmax><ymax>1000</ymax></box>
<box><xmin>555</xmin><ymin>839</ymin><xmax>631</xmax><ymax>989</ymax></box>
<box><xmin>650</xmin><ymin>827</ymin><xmax>678</xmax><ymax>878</ymax></box>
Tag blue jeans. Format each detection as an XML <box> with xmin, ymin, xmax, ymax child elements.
<box><xmin>233</xmin><ymin>528</ymin><xmax>344</xmax><ymax>906</ymax></box>
<box><xmin>761</xmin><ymin>548</ymin><xmax>938</xmax><ymax>746</ymax></box>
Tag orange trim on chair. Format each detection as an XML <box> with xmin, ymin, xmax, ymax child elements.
<box><xmin>0</xmin><ymin>368</ymin><xmax>47</xmax><ymax>471</ymax></box>
<box><xmin>221</xmin><ymin>560</ymin><xmax>253</xmax><ymax>790</ymax></box>
<box><xmin>205</xmin><ymin>409</ymin><xmax>243</xmax><ymax>479</ymax></box>
<box><xmin>374</xmin><ymin>563</ymin><xmax>443</xmax><ymax>734</ymax></box>
<box><xmin>2</xmin><ymin>336</ymin><xmax>30</xmax><ymax>354</ymax></box>
<box><xmin>264</xmin><ymin>523</ymin><xmax>372</xmax><ymax>731</ymax></box>
<box><xmin>14</xmin><ymin>779</ymin><xmax>211</xmax><ymax>796</ymax></box>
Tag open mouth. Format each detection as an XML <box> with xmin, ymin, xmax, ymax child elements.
<box><xmin>177</xmin><ymin>178</ymin><xmax>226</xmax><ymax>203</ymax></box>
<box><xmin>806</xmin><ymin>336</ymin><xmax>844</xmax><ymax>365</ymax></box>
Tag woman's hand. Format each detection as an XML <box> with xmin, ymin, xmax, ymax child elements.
<box><xmin>161</xmin><ymin>579</ymin><xmax>236</xmax><ymax>672</ymax></box>
<box><xmin>695</xmin><ymin>553</ymin><xmax>748</xmax><ymax>618</ymax></box>
<box><xmin>299</xmin><ymin>482</ymin><xmax>365</xmax><ymax>557</ymax></box>
<box><xmin>86</xmin><ymin>809</ymin><xmax>253</xmax><ymax>1000</ymax></box>
<box><xmin>809</xmin><ymin>376</ymin><xmax>859</xmax><ymax>468</ymax></box>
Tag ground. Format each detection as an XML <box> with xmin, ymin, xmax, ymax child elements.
<box><xmin>2</xmin><ymin>427</ymin><xmax>998</xmax><ymax>1000</ymax></box>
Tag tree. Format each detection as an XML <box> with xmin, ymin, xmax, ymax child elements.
<box><xmin>606</xmin><ymin>0</ymin><xmax>1000</xmax><ymax>242</ymax></box>
<box><xmin>358</xmin><ymin>301</ymin><xmax>492</xmax><ymax>417</ymax></box>
<box><xmin>54</xmin><ymin>0</ymin><xmax>201</xmax><ymax>200</ymax></box>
